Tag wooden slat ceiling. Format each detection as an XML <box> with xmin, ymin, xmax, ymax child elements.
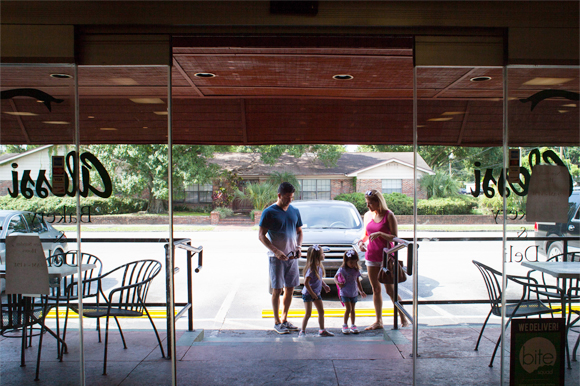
<box><xmin>1</xmin><ymin>39</ymin><xmax>578</xmax><ymax>147</ymax></box>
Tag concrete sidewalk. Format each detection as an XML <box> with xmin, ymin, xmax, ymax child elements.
<box><xmin>2</xmin><ymin>325</ymin><xmax>578</xmax><ymax>385</ymax></box>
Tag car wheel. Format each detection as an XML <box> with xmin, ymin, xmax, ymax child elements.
<box><xmin>361</xmin><ymin>278</ymin><xmax>373</xmax><ymax>294</ymax></box>
<box><xmin>547</xmin><ymin>241</ymin><xmax>563</xmax><ymax>259</ymax></box>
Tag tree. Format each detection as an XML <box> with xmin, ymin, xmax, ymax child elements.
<box><xmin>88</xmin><ymin>145</ymin><xmax>220</xmax><ymax>213</ymax></box>
<box><xmin>0</xmin><ymin>145</ymin><xmax>41</xmax><ymax>154</ymax></box>
<box><xmin>234</xmin><ymin>145</ymin><xmax>344</xmax><ymax>167</ymax></box>
<box><xmin>234</xmin><ymin>182</ymin><xmax>277</xmax><ymax>211</ymax></box>
<box><xmin>266</xmin><ymin>171</ymin><xmax>301</xmax><ymax>193</ymax></box>
<box><xmin>419</xmin><ymin>171</ymin><xmax>462</xmax><ymax>199</ymax></box>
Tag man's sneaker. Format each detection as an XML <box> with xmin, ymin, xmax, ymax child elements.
<box><xmin>318</xmin><ymin>329</ymin><xmax>334</xmax><ymax>337</ymax></box>
<box><xmin>342</xmin><ymin>324</ymin><xmax>351</xmax><ymax>334</ymax></box>
<box><xmin>298</xmin><ymin>330</ymin><xmax>306</xmax><ymax>338</ymax></box>
<box><xmin>282</xmin><ymin>321</ymin><xmax>299</xmax><ymax>331</ymax></box>
<box><xmin>350</xmin><ymin>325</ymin><xmax>359</xmax><ymax>334</ymax></box>
<box><xmin>274</xmin><ymin>323</ymin><xmax>290</xmax><ymax>334</ymax></box>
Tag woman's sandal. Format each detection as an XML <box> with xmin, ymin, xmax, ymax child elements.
<box><xmin>365</xmin><ymin>322</ymin><xmax>384</xmax><ymax>331</ymax></box>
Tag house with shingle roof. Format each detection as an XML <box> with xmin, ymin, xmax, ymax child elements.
<box><xmin>207</xmin><ymin>152</ymin><xmax>434</xmax><ymax>209</ymax></box>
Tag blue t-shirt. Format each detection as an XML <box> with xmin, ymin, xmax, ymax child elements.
<box><xmin>301</xmin><ymin>267</ymin><xmax>323</xmax><ymax>296</ymax></box>
<box><xmin>259</xmin><ymin>203</ymin><xmax>303</xmax><ymax>256</ymax></box>
<box><xmin>336</xmin><ymin>267</ymin><xmax>361</xmax><ymax>298</ymax></box>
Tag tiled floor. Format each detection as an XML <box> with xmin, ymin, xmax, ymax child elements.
<box><xmin>1</xmin><ymin>325</ymin><xmax>578</xmax><ymax>385</ymax></box>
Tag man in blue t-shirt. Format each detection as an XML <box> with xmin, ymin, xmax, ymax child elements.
<box><xmin>259</xmin><ymin>182</ymin><xmax>303</xmax><ymax>334</ymax></box>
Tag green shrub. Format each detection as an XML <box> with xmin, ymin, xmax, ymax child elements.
<box><xmin>213</xmin><ymin>207</ymin><xmax>233</xmax><ymax>219</ymax></box>
<box><xmin>477</xmin><ymin>193</ymin><xmax>527</xmax><ymax>215</ymax></box>
<box><xmin>0</xmin><ymin>195</ymin><xmax>147</xmax><ymax>215</ymax></box>
<box><xmin>334</xmin><ymin>192</ymin><xmax>476</xmax><ymax>216</ymax></box>
<box><xmin>417</xmin><ymin>197</ymin><xmax>477</xmax><ymax>215</ymax></box>
<box><xmin>383</xmin><ymin>193</ymin><xmax>413</xmax><ymax>215</ymax></box>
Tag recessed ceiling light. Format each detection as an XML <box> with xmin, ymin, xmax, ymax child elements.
<box><xmin>100</xmin><ymin>127</ymin><xmax>117</xmax><ymax>131</ymax></box>
<box><xmin>43</xmin><ymin>121</ymin><xmax>69</xmax><ymax>125</ymax></box>
<box><xmin>428</xmin><ymin>117</ymin><xmax>453</xmax><ymax>122</ymax></box>
<box><xmin>50</xmin><ymin>73</ymin><xmax>72</xmax><ymax>79</ymax></box>
<box><xmin>130</xmin><ymin>98</ymin><xmax>165</xmax><ymax>104</ymax></box>
<box><xmin>470</xmin><ymin>76</ymin><xmax>492</xmax><ymax>82</ymax></box>
<box><xmin>194</xmin><ymin>73</ymin><xmax>216</xmax><ymax>78</ymax></box>
<box><xmin>333</xmin><ymin>74</ymin><xmax>353</xmax><ymax>80</ymax></box>
<box><xmin>3</xmin><ymin>112</ymin><xmax>38</xmax><ymax>116</ymax></box>
<box><xmin>561</xmin><ymin>104</ymin><xmax>577</xmax><ymax>108</ymax></box>
<box><xmin>523</xmin><ymin>77</ymin><xmax>573</xmax><ymax>86</ymax></box>
<box><xmin>88</xmin><ymin>116</ymin><xmax>95</xmax><ymax>119</ymax></box>
<box><xmin>154</xmin><ymin>111</ymin><xmax>168</xmax><ymax>115</ymax></box>
<box><xmin>558</xmin><ymin>110</ymin><xmax>569</xmax><ymax>113</ymax></box>
<box><xmin>442</xmin><ymin>112</ymin><xmax>465</xmax><ymax>115</ymax></box>
<box><xmin>417</xmin><ymin>125</ymin><xmax>426</xmax><ymax>128</ymax></box>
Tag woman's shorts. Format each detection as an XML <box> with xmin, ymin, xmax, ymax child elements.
<box><xmin>365</xmin><ymin>260</ymin><xmax>382</xmax><ymax>267</ymax></box>
<box><xmin>341</xmin><ymin>296</ymin><xmax>358</xmax><ymax>303</ymax></box>
<box><xmin>302</xmin><ymin>293</ymin><xmax>321</xmax><ymax>302</ymax></box>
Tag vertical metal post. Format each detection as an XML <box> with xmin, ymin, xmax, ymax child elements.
<box><xmin>74</xmin><ymin>64</ymin><xmax>86</xmax><ymax>386</ymax></box>
<box><xmin>167</xmin><ymin>64</ymin><xmax>177</xmax><ymax>386</ymax></box>
<box><xmin>500</xmin><ymin>65</ymin><xmax>509</xmax><ymax>385</ymax></box>
<box><xmin>412</xmin><ymin>64</ymin><xmax>418</xmax><ymax>386</ymax></box>
<box><xmin>187</xmin><ymin>242</ymin><xmax>193</xmax><ymax>331</ymax></box>
<box><xmin>165</xmin><ymin>243</ymin><xmax>173</xmax><ymax>357</ymax></box>
<box><xmin>392</xmin><ymin>250</ymin><xmax>399</xmax><ymax>330</ymax></box>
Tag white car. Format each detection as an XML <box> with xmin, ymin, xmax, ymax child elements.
<box><xmin>292</xmin><ymin>200</ymin><xmax>370</xmax><ymax>293</ymax></box>
<box><xmin>0</xmin><ymin>210</ymin><xmax>68</xmax><ymax>265</ymax></box>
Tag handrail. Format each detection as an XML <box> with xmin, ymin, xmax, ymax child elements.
<box><xmin>383</xmin><ymin>239</ymin><xmax>414</xmax><ymax>330</ymax></box>
<box><xmin>164</xmin><ymin>238</ymin><xmax>203</xmax><ymax>359</ymax></box>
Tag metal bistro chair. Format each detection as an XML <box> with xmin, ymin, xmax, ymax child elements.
<box><xmin>567</xmin><ymin>283</ymin><xmax>580</xmax><ymax>367</ymax></box>
<box><xmin>45</xmin><ymin>251</ymin><xmax>103</xmax><ymax>356</ymax></box>
<box><xmin>472</xmin><ymin>260</ymin><xmax>564</xmax><ymax>367</ymax></box>
<box><xmin>70</xmin><ymin>259</ymin><xmax>165</xmax><ymax>375</ymax></box>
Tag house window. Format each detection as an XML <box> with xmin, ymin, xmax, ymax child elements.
<box><xmin>299</xmin><ymin>179</ymin><xmax>330</xmax><ymax>200</ymax></box>
<box><xmin>382</xmin><ymin>179</ymin><xmax>402</xmax><ymax>194</ymax></box>
<box><xmin>182</xmin><ymin>183</ymin><xmax>213</xmax><ymax>203</ymax></box>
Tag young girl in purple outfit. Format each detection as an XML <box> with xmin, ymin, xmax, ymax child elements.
<box><xmin>334</xmin><ymin>250</ymin><xmax>367</xmax><ymax>334</ymax></box>
<box><xmin>299</xmin><ymin>245</ymin><xmax>333</xmax><ymax>337</ymax></box>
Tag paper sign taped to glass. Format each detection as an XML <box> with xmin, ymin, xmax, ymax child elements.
<box><xmin>526</xmin><ymin>165</ymin><xmax>570</xmax><ymax>223</ymax></box>
<box><xmin>5</xmin><ymin>234</ymin><xmax>49</xmax><ymax>295</ymax></box>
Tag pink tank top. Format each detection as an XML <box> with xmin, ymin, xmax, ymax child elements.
<box><xmin>365</xmin><ymin>210</ymin><xmax>393</xmax><ymax>263</ymax></box>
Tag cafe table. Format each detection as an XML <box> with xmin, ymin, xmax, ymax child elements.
<box><xmin>520</xmin><ymin>261</ymin><xmax>580</xmax><ymax>369</ymax></box>
<box><xmin>0</xmin><ymin>263</ymin><xmax>96</xmax><ymax>369</ymax></box>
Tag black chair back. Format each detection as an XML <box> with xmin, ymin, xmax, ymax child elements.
<box><xmin>108</xmin><ymin>260</ymin><xmax>161</xmax><ymax>314</ymax></box>
<box><xmin>473</xmin><ymin>260</ymin><xmax>503</xmax><ymax>316</ymax></box>
<box><xmin>46</xmin><ymin>251</ymin><xmax>103</xmax><ymax>300</ymax></box>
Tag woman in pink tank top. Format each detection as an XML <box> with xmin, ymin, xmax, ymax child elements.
<box><xmin>357</xmin><ymin>189</ymin><xmax>410</xmax><ymax>329</ymax></box>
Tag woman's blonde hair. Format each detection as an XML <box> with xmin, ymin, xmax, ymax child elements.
<box><xmin>304</xmin><ymin>244</ymin><xmax>325</xmax><ymax>280</ymax></box>
<box><xmin>365</xmin><ymin>189</ymin><xmax>389</xmax><ymax>212</ymax></box>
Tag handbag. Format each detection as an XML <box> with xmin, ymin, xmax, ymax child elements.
<box><xmin>378</xmin><ymin>256</ymin><xmax>407</xmax><ymax>284</ymax></box>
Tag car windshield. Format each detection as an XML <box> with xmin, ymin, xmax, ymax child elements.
<box><xmin>296</xmin><ymin>205</ymin><xmax>362</xmax><ymax>229</ymax></box>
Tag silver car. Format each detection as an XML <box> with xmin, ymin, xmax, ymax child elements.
<box><xmin>0</xmin><ymin>210</ymin><xmax>68</xmax><ymax>265</ymax></box>
<box><xmin>292</xmin><ymin>200</ymin><xmax>370</xmax><ymax>293</ymax></box>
